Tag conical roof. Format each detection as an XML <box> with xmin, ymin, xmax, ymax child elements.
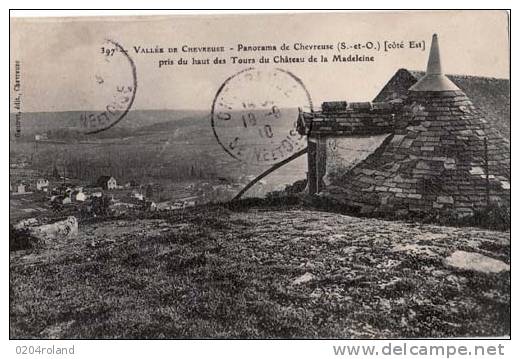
<box><xmin>320</xmin><ymin>34</ymin><xmax>510</xmax><ymax>218</ymax></box>
<box><xmin>409</xmin><ymin>34</ymin><xmax>460</xmax><ymax>92</ymax></box>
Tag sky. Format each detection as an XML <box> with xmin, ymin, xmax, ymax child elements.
<box><xmin>10</xmin><ymin>11</ymin><xmax>509</xmax><ymax>112</ymax></box>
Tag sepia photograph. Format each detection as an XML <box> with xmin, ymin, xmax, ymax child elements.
<box><xmin>9</xmin><ymin>10</ymin><xmax>510</xmax><ymax>341</ymax></box>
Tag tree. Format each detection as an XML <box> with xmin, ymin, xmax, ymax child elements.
<box><xmin>145</xmin><ymin>185</ymin><xmax>154</xmax><ymax>199</ymax></box>
<box><xmin>52</xmin><ymin>165</ymin><xmax>60</xmax><ymax>179</ymax></box>
<box><xmin>91</xmin><ymin>196</ymin><xmax>111</xmax><ymax>216</ymax></box>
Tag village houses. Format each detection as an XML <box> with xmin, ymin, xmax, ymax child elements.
<box><xmin>36</xmin><ymin>178</ymin><xmax>49</xmax><ymax>191</ymax></box>
<box><xmin>97</xmin><ymin>176</ymin><xmax>117</xmax><ymax>190</ymax></box>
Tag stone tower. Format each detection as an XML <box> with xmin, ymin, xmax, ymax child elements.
<box><xmin>320</xmin><ymin>34</ymin><xmax>510</xmax><ymax>217</ymax></box>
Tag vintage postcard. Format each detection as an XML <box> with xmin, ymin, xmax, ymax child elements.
<box><xmin>9</xmin><ymin>11</ymin><xmax>510</xmax><ymax>340</ymax></box>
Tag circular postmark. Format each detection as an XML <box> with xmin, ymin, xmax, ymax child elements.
<box><xmin>211</xmin><ymin>68</ymin><xmax>313</xmax><ymax>166</ymax></box>
<box><xmin>78</xmin><ymin>39</ymin><xmax>137</xmax><ymax>134</ymax></box>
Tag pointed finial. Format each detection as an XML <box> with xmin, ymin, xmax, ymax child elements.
<box><xmin>426</xmin><ymin>34</ymin><xmax>442</xmax><ymax>75</ymax></box>
<box><xmin>409</xmin><ymin>33</ymin><xmax>460</xmax><ymax>92</ymax></box>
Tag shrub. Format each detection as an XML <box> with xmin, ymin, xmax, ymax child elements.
<box><xmin>91</xmin><ymin>196</ymin><xmax>112</xmax><ymax>216</ymax></box>
<box><xmin>285</xmin><ymin>179</ymin><xmax>307</xmax><ymax>194</ymax></box>
<box><xmin>9</xmin><ymin>224</ymin><xmax>39</xmax><ymax>251</ymax></box>
<box><xmin>467</xmin><ymin>204</ymin><xmax>510</xmax><ymax>231</ymax></box>
<box><xmin>303</xmin><ymin>195</ymin><xmax>510</xmax><ymax>231</ymax></box>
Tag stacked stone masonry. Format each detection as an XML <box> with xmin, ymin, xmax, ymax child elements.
<box><xmin>300</xmin><ymin>90</ymin><xmax>510</xmax><ymax>218</ymax></box>
<box><xmin>298</xmin><ymin>101</ymin><xmax>401</xmax><ymax>136</ymax></box>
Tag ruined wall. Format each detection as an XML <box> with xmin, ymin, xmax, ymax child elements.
<box><xmin>299</xmin><ymin>101</ymin><xmax>400</xmax><ymax>194</ymax></box>
<box><xmin>323</xmin><ymin>134</ymin><xmax>391</xmax><ymax>186</ymax></box>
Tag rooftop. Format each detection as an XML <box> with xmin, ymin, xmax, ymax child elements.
<box><xmin>409</xmin><ymin>34</ymin><xmax>460</xmax><ymax>92</ymax></box>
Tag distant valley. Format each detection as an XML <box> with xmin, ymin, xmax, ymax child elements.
<box><xmin>9</xmin><ymin>109</ymin><xmax>308</xmax><ymax>199</ymax></box>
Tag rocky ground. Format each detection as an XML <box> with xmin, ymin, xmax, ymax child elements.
<box><xmin>9</xmin><ymin>205</ymin><xmax>510</xmax><ymax>339</ymax></box>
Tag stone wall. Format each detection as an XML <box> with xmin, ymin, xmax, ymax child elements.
<box><xmin>323</xmin><ymin>134</ymin><xmax>391</xmax><ymax>186</ymax></box>
<box><xmin>297</xmin><ymin>101</ymin><xmax>401</xmax><ymax>137</ymax></box>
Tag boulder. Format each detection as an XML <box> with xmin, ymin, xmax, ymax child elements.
<box><xmin>29</xmin><ymin>216</ymin><xmax>78</xmax><ymax>242</ymax></box>
<box><xmin>444</xmin><ymin>251</ymin><xmax>510</xmax><ymax>274</ymax></box>
<box><xmin>292</xmin><ymin>272</ymin><xmax>315</xmax><ymax>285</ymax></box>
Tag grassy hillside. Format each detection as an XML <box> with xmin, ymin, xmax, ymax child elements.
<box><xmin>9</xmin><ymin>110</ymin><xmax>210</xmax><ymax>138</ymax></box>
<box><xmin>10</xmin><ymin>204</ymin><xmax>510</xmax><ymax>339</ymax></box>
<box><xmin>10</xmin><ymin>108</ymin><xmax>308</xmax><ymax>197</ymax></box>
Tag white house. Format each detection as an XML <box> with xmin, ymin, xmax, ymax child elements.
<box><xmin>73</xmin><ymin>190</ymin><xmax>87</xmax><ymax>202</ymax></box>
<box><xmin>184</xmin><ymin>200</ymin><xmax>196</xmax><ymax>208</ymax></box>
<box><xmin>36</xmin><ymin>178</ymin><xmax>49</xmax><ymax>191</ymax></box>
<box><xmin>35</xmin><ymin>133</ymin><xmax>48</xmax><ymax>141</ymax></box>
<box><xmin>133</xmin><ymin>192</ymin><xmax>144</xmax><ymax>201</ymax></box>
<box><xmin>97</xmin><ymin>176</ymin><xmax>117</xmax><ymax>190</ymax></box>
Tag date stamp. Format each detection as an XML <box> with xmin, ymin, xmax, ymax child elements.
<box><xmin>211</xmin><ymin>68</ymin><xmax>313</xmax><ymax>166</ymax></box>
<box><xmin>78</xmin><ymin>39</ymin><xmax>137</xmax><ymax>134</ymax></box>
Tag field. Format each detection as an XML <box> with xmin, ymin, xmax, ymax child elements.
<box><xmin>10</xmin><ymin>204</ymin><xmax>510</xmax><ymax>339</ymax></box>
<box><xmin>10</xmin><ymin>109</ymin><xmax>308</xmax><ymax>198</ymax></box>
<box><xmin>9</xmin><ymin>193</ymin><xmax>50</xmax><ymax>222</ymax></box>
